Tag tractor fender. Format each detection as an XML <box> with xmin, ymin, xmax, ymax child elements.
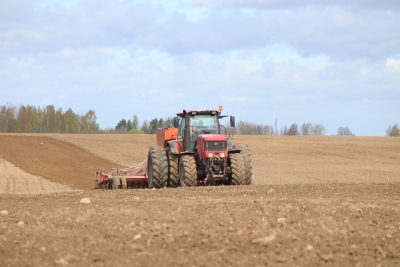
<box><xmin>228</xmin><ymin>149</ymin><xmax>241</xmax><ymax>155</ymax></box>
<box><xmin>227</xmin><ymin>139</ymin><xmax>234</xmax><ymax>150</ymax></box>
<box><xmin>180</xmin><ymin>151</ymin><xmax>195</xmax><ymax>156</ymax></box>
<box><xmin>166</xmin><ymin>140</ymin><xmax>184</xmax><ymax>155</ymax></box>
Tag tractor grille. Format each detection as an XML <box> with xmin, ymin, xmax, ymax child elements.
<box><xmin>205</xmin><ymin>141</ymin><xmax>226</xmax><ymax>151</ymax></box>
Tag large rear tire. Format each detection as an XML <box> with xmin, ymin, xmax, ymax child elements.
<box><xmin>234</xmin><ymin>144</ymin><xmax>253</xmax><ymax>185</ymax></box>
<box><xmin>179</xmin><ymin>155</ymin><xmax>197</xmax><ymax>187</ymax></box>
<box><xmin>167</xmin><ymin>150</ymin><xmax>179</xmax><ymax>188</ymax></box>
<box><xmin>228</xmin><ymin>153</ymin><xmax>245</xmax><ymax>185</ymax></box>
<box><xmin>147</xmin><ymin>147</ymin><xmax>168</xmax><ymax>189</ymax></box>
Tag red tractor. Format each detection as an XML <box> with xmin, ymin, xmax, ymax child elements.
<box><xmin>147</xmin><ymin>107</ymin><xmax>253</xmax><ymax>188</ymax></box>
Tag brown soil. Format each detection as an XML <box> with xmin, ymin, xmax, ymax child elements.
<box><xmin>0</xmin><ymin>135</ymin><xmax>120</xmax><ymax>190</ymax></box>
<box><xmin>0</xmin><ymin>134</ymin><xmax>399</xmax><ymax>266</ymax></box>
<box><xmin>0</xmin><ymin>158</ymin><xmax>73</xmax><ymax>194</ymax></box>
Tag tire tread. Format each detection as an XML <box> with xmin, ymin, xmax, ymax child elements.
<box><xmin>229</xmin><ymin>153</ymin><xmax>245</xmax><ymax>185</ymax></box>
<box><xmin>179</xmin><ymin>155</ymin><xmax>197</xmax><ymax>187</ymax></box>
<box><xmin>234</xmin><ymin>144</ymin><xmax>253</xmax><ymax>185</ymax></box>
<box><xmin>147</xmin><ymin>147</ymin><xmax>168</xmax><ymax>188</ymax></box>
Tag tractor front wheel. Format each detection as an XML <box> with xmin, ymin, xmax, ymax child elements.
<box><xmin>228</xmin><ymin>153</ymin><xmax>245</xmax><ymax>185</ymax></box>
<box><xmin>179</xmin><ymin>155</ymin><xmax>197</xmax><ymax>187</ymax></box>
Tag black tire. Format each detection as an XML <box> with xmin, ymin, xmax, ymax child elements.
<box><xmin>147</xmin><ymin>147</ymin><xmax>168</xmax><ymax>189</ymax></box>
<box><xmin>234</xmin><ymin>144</ymin><xmax>253</xmax><ymax>185</ymax></box>
<box><xmin>228</xmin><ymin>153</ymin><xmax>245</xmax><ymax>185</ymax></box>
<box><xmin>179</xmin><ymin>155</ymin><xmax>197</xmax><ymax>187</ymax></box>
<box><xmin>112</xmin><ymin>177</ymin><xmax>120</xmax><ymax>189</ymax></box>
<box><xmin>121</xmin><ymin>177</ymin><xmax>127</xmax><ymax>189</ymax></box>
<box><xmin>167</xmin><ymin>150</ymin><xmax>179</xmax><ymax>188</ymax></box>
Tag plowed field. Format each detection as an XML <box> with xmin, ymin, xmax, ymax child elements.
<box><xmin>0</xmin><ymin>134</ymin><xmax>399</xmax><ymax>266</ymax></box>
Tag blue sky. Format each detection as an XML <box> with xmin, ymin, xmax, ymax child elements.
<box><xmin>1</xmin><ymin>0</ymin><xmax>399</xmax><ymax>135</ymax></box>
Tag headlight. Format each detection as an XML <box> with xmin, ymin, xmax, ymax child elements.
<box><xmin>208</xmin><ymin>152</ymin><xmax>213</xmax><ymax>158</ymax></box>
<box><xmin>220</xmin><ymin>152</ymin><xmax>225</xmax><ymax>158</ymax></box>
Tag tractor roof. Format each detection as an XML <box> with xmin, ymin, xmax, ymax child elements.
<box><xmin>176</xmin><ymin>110</ymin><xmax>221</xmax><ymax>117</ymax></box>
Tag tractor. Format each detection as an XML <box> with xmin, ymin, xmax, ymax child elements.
<box><xmin>147</xmin><ymin>107</ymin><xmax>253</xmax><ymax>188</ymax></box>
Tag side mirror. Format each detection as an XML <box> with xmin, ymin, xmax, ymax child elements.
<box><xmin>173</xmin><ymin>117</ymin><xmax>179</xmax><ymax>128</ymax></box>
<box><xmin>230</xmin><ymin>116</ymin><xmax>235</xmax><ymax>127</ymax></box>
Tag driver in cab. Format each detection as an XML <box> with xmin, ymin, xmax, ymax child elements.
<box><xmin>192</xmin><ymin>120</ymin><xmax>210</xmax><ymax>135</ymax></box>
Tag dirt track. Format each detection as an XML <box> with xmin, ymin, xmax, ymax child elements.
<box><xmin>0</xmin><ymin>134</ymin><xmax>399</xmax><ymax>266</ymax></box>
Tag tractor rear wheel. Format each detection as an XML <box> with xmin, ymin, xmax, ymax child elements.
<box><xmin>167</xmin><ymin>150</ymin><xmax>179</xmax><ymax>188</ymax></box>
<box><xmin>228</xmin><ymin>153</ymin><xmax>245</xmax><ymax>185</ymax></box>
<box><xmin>234</xmin><ymin>144</ymin><xmax>253</xmax><ymax>185</ymax></box>
<box><xmin>147</xmin><ymin>147</ymin><xmax>168</xmax><ymax>188</ymax></box>
<box><xmin>179</xmin><ymin>155</ymin><xmax>197</xmax><ymax>187</ymax></box>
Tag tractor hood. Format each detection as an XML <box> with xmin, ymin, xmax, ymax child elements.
<box><xmin>198</xmin><ymin>134</ymin><xmax>227</xmax><ymax>142</ymax></box>
<box><xmin>196</xmin><ymin>134</ymin><xmax>228</xmax><ymax>160</ymax></box>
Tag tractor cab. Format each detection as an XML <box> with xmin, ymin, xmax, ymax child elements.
<box><xmin>174</xmin><ymin>109</ymin><xmax>235</xmax><ymax>152</ymax></box>
<box><xmin>177</xmin><ymin>111</ymin><xmax>220</xmax><ymax>150</ymax></box>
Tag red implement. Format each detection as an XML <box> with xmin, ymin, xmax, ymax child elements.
<box><xmin>95</xmin><ymin>160</ymin><xmax>148</xmax><ymax>189</ymax></box>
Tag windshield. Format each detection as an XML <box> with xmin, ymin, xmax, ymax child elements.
<box><xmin>190</xmin><ymin>115</ymin><xmax>219</xmax><ymax>134</ymax></box>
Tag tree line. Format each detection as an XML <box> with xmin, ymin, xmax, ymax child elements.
<box><xmin>280</xmin><ymin>122</ymin><xmax>327</xmax><ymax>136</ymax></box>
<box><xmin>111</xmin><ymin>116</ymin><xmax>174</xmax><ymax>134</ymax></box>
<box><xmin>113</xmin><ymin>116</ymin><xmax>331</xmax><ymax>136</ymax></box>
<box><xmin>1</xmin><ymin>104</ymin><xmax>398</xmax><ymax>136</ymax></box>
<box><xmin>386</xmin><ymin>124</ymin><xmax>399</xmax><ymax>136</ymax></box>
<box><xmin>226</xmin><ymin>121</ymin><xmax>329</xmax><ymax>136</ymax></box>
<box><xmin>0</xmin><ymin>104</ymin><xmax>100</xmax><ymax>133</ymax></box>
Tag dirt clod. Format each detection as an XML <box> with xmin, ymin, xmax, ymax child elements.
<box><xmin>267</xmin><ymin>189</ymin><xmax>275</xmax><ymax>195</ymax></box>
<box><xmin>253</xmin><ymin>234</ymin><xmax>277</xmax><ymax>244</ymax></box>
<box><xmin>79</xmin><ymin>198</ymin><xmax>91</xmax><ymax>204</ymax></box>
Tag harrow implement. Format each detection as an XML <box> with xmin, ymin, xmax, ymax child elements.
<box><xmin>95</xmin><ymin>160</ymin><xmax>148</xmax><ymax>189</ymax></box>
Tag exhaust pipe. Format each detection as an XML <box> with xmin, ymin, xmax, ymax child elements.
<box><xmin>183</xmin><ymin>110</ymin><xmax>191</xmax><ymax>152</ymax></box>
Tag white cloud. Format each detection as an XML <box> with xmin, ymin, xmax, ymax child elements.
<box><xmin>269</xmin><ymin>93</ymin><xmax>319</xmax><ymax>103</ymax></box>
<box><xmin>60</xmin><ymin>47</ymin><xmax>75</xmax><ymax>58</ymax></box>
<box><xmin>2</xmin><ymin>1</ymin><xmax>399</xmax><ymax>60</ymax></box>
<box><xmin>189</xmin><ymin>0</ymin><xmax>400</xmax><ymax>11</ymax></box>
<box><xmin>386</xmin><ymin>58</ymin><xmax>400</xmax><ymax>73</ymax></box>
<box><xmin>191</xmin><ymin>0</ymin><xmax>209</xmax><ymax>6</ymax></box>
<box><xmin>36</xmin><ymin>0</ymin><xmax>79</xmax><ymax>10</ymax></box>
<box><xmin>221</xmin><ymin>96</ymin><xmax>250</xmax><ymax>103</ymax></box>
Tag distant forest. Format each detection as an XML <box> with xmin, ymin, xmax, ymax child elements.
<box><xmin>112</xmin><ymin>113</ymin><xmax>338</xmax><ymax>136</ymax></box>
<box><xmin>0</xmin><ymin>104</ymin><xmax>100</xmax><ymax>133</ymax></box>
<box><xmin>1</xmin><ymin>104</ymin><xmax>398</xmax><ymax>136</ymax></box>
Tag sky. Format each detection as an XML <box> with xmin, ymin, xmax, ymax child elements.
<box><xmin>0</xmin><ymin>0</ymin><xmax>399</xmax><ymax>136</ymax></box>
